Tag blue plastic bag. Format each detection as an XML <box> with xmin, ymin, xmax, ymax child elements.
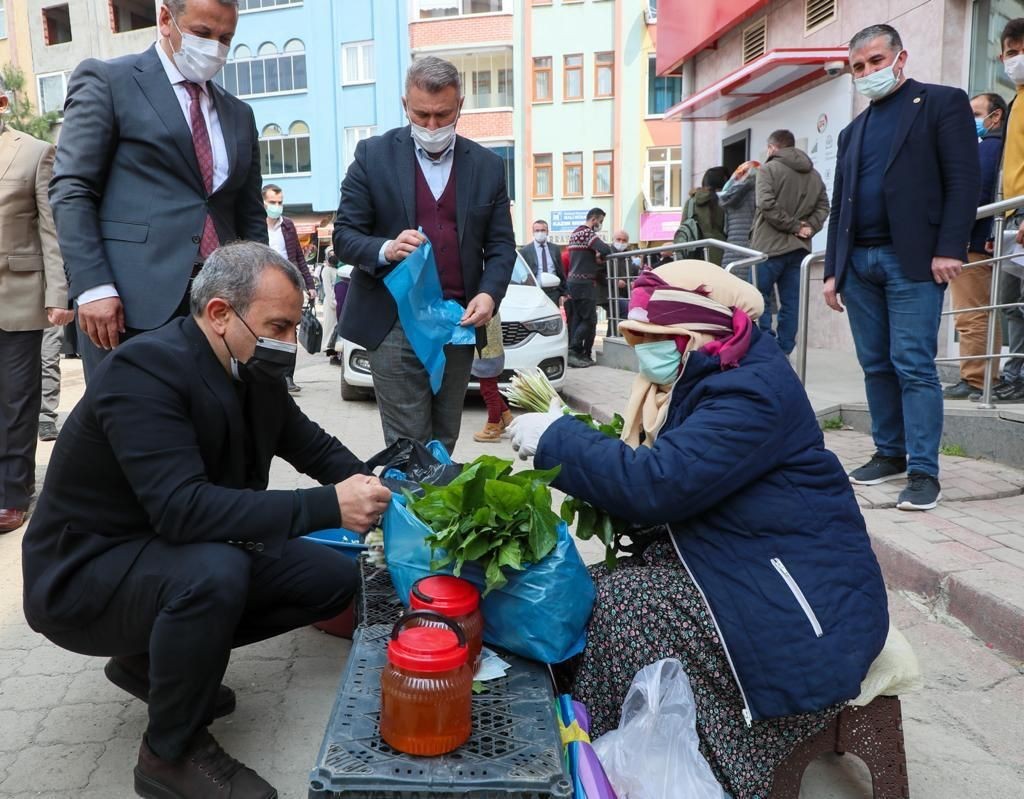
<box><xmin>382</xmin><ymin>236</ymin><xmax>476</xmax><ymax>393</ymax></box>
<box><xmin>383</xmin><ymin>497</ymin><xmax>595</xmax><ymax>664</ymax></box>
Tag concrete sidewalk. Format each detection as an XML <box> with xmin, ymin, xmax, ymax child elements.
<box><xmin>560</xmin><ymin>361</ymin><xmax>1024</xmax><ymax>661</ymax></box>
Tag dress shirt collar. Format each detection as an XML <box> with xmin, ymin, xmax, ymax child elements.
<box><xmin>267</xmin><ymin>216</ymin><xmax>283</xmax><ymax>232</ymax></box>
<box><xmin>415</xmin><ymin>142</ymin><xmax>456</xmax><ymax>165</ymax></box>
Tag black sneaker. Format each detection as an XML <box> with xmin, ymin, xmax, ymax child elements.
<box><xmin>993</xmin><ymin>381</ymin><xmax>1024</xmax><ymax>403</ymax></box>
<box><xmin>848</xmin><ymin>453</ymin><xmax>908</xmax><ymax>485</ymax></box>
<box><xmin>993</xmin><ymin>378</ymin><xmax>1023</xmax><ymax>399</ymax></box>
<box><xmin>896</xmin><ymin>473</ymin><xmax>942</xmax><ymax>511</ymax></box>
<box><xmin>567</xmin><ymin>354</ymin><xmax>592</xmax><ymax>369</ymax></box>
<box><xmin>942</xmin><ymin>380</ymin><xmax>978</xmax><ymax>400</ymax></box>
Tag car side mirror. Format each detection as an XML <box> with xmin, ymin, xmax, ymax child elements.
<box><xmin>538</xmin><ymin>272</ymin><xmax>560</xmax><ymax>289</ymax></box>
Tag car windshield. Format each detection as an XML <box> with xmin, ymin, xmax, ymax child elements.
<box><xmin>510</xmin><ymin>255</ymin><xmax>537</xmax><ymax>287</ymax></box>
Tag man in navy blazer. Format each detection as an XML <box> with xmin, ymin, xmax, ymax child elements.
<box><xmin>334</xmin><ymin>57</ymin><xmax>516</xmax><ymax>453</ymax></box>
<box><xmin>823</xmin><ymin>24</ymin><xmax>979</xmax><ymax>511</ymax></box>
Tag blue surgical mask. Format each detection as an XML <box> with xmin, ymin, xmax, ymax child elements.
<box><xmin>975</xmin><ymin>119</ymin><xmax>988</xmax><ymax>138</ymax></box>
<box><xmin>266</xmin><ymin>203</ymin><xmax>284</xmax><ymax>219</ymax></box>
<box><xmin>853</xmin><ymin>51</ymin><xmax>903</xmax><ymax>101</ymax></box>
<box><xmin>635</xmin><ymin>340</ymin><xmax>682</xmax><ymax>385</ymax></box>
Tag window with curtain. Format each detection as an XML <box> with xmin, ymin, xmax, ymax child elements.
<box><xmin>563</xmin><ymin>152</ymin><xmax>583</xmax><ymax>197</ymax></box>
<box><xmin>647</xmin><ymin>54</ymin><xmax>682</xmax><ymax>115</ymax></box>
<box><xmin>593</xmin><ymin>150</ymin><xmax>613</xmax><ymax>196</ymax></box>
<box><xmin>533</xmin><ymin>56</ymin><xmax>552</xmax><ymax>102</ymax></box>
<box><xmin>342</xmin><ymin>41</ymin><xmax>375</xmax><ymax>85</ymax></box>
<box><xmin>595</xmin><ymin>52</ymin><xmax>614</xmax><ymax>98</ymax></box>
<box><xmin>564</xmin><ymin>54</ymin><xmax>583</xmax><ymax>100</ymax></box>
<box><xmin>533</xmin><ymin>154</ymin><xmax>552</xmax><ymax>198</ymax></box>
<box><xmin>645</xmin><ymin>147</ymin><xmax>683</xmax><ymax>209</ymax></box>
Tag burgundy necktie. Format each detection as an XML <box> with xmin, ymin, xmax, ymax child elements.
<box><xmin>183</xmin><ymin>82</ymin><xmax>220</xmax><ymax>259</ymax></box>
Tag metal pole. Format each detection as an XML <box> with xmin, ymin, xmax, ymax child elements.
<box><xmin>979</xmin><ymin>215</ymin><xmax>1005</xmax><ymax>409</ymax></box>
<box><xmin>796</xmin><ymin>253</ymin><xmax>819</xmax><ymax>385</ymax></box>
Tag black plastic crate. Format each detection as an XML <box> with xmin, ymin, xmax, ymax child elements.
<box><xmin>307</xmin><ymin>625</ymin><xmax>572</xmax><ymax>799</ymax></box>
<box><xmin>356</xmin><ymin>557</ymin><xmax>405</xmax><ymax>629</ymax></box>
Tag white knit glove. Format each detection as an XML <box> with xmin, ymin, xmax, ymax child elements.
<box><xmin>507</xmin><ymin>398</ymin><xmax>565</xmax><ymax>460</ymax></box>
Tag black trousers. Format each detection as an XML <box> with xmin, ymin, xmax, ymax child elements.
<box><xmin>567</xmin><ymin>283</ymin><xmax>598</xmax><ymax>359</ymax></box>
<box><xmin>45</xmin><ymin>536</ymin><xmax>358</xmax><ymax>761</ymax></box>
<box><xmin>0</xmin><ymin>329</ymin><xmax>43</xmax><ymax>509</ymax></box>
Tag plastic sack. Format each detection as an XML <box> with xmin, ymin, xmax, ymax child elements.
<box><xmin>366</xmin><ymin>438</ymin><xmax>462</xmax><ymax>490</ymax></box>
<box><xmin>556</xmin><ymin>695</ymin><xmax>619</xmax><ymax>799</ymax></box>
<box><xmin>382</xmin><ymin>497</ymin><xmax>595</xmax><ymax>664</ymax></box>
<box><xmin>592</xmin><ymin>659</ymin><xmax>724</xmax><ymax>799</ymax></box>
<box><xmin>383</xmin><ymin>236</ymin><xmax>476</xmax><ymax>393</ymax></box>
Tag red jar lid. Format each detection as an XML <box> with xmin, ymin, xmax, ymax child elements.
<box><xmin>387</xmin><ymin>626</ymin><xmax>468</xmax><ymax>673</ymax></box>
<box><xmin>410</xmin><ymin>576</ymin><xmax>480</xmax><ymax>618</ymax></box>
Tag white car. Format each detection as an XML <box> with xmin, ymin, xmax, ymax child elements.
<box><xmin>338</xmin><ymin>254</ymin><xmax>568</xmax><ymax>400</ymax></box>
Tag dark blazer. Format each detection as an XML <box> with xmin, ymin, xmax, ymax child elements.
<box><xmin>518</xmin><ymin>240</ymin><xmax>566</xmax><ymax>297</ymax></box>
<box><xmin>280</xmin><ymin>216</ymin><xmax>314</xmax><ymax>291</ymax></box>
<box><xmin>970</xmin><ymin>132</ymin><xmax>1005</xmax><ymax>255</ymax></box>
<box><xmin>22</xmin><ymin>317</ymin><xmax>367</xmax><ymax>635</ymax></box>
<box><xmin>333</xmin><ymin>127</ymin><xmax>516</xmax><ymax>349</ymax></box>
<box><xmin>49</xmin><ymin>44</ymin><xmax>268</xmax><ymax>330</ymax></box>
<box><xmin>825</xmin><ymin>78</ymin><xmax>980</xmax><ymax>287</ymax></box>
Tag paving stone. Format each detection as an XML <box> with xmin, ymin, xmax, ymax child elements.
<box><xmin>901</xmin><ymin>618</ymin><xmax>1020</xmax><ymax>692</ymax></box>
<box><xmin>0</xmin><ymin>743</ymin><xmax>103</xmax><ymax>793</ymax></box>
<box><xmin>287</xmin><ymin>656</ymin><xmax>347</xmax><ymax>693</ymax></box>
<box><xmin>293</xmin><ymin>626</ymin><xmax>350</xmax><ymax>659</ymax></box>
<box><xmin>85</xmin><ymin>736</ymin><xmax>138</xmax><ymax>794</ymax></box>
<box><xmin>15</xmin><ymin>646</ymin><xmax>99</xmax><ymax>677</ymax></box>
<box><xmin>989</xmin><ymin>532</ymin><xmax>1024</xmax><ymax>552</ymax></box>
<box><xmin>62</xmin><ymin>665</ymin><xmax>136</xmax><ymax>707</ymax></box>
<box><xmin>988</xmin><ymin>546</ymin><xmax>1024</xmax><ymax>570</ymax></box>
<box><xmin>36</xmin><ymin>703</ymin><xmax>126</xmax><ymax>745</ymax></box>
<box><xmin>224</xmin><ymin>655</ymin><xmax>293</xmax><ymax>694</ymax></box>
<box><xmin>0</xmin><ymin>675</ymin><xmax>70</xmax><ymax>711</ymax></box>
<box><xmin>0</xmin><ymin>710</ymin><xmax>45</xmax><ymax>753</ymax></box>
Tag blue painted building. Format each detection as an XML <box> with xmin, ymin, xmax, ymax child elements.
<box><xmin>218</xmin><ymin>0</ymin><xmax>410</xmax><ymax>215</ymax></box>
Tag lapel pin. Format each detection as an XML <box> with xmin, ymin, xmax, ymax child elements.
<box><xmin>913</xmin><ymin>98</ymin><xmax>921</xmax><ymax>104</ymax></box>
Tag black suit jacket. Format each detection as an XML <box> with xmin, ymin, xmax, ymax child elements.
<box><xmin>22</xmin><ymin>317</ymin><xmax>367</xmax><ymax>634</ymax></box>
<box><xmin>518</xmin><ymin>241</ymin><xmax>566</xmax><ymax>296</ymax></box>
<box><xmin>825</xmin><ymin>79</ymin><xmax>980</xmax><ymax>287</ymax></box>
<box><xmin>49</xmin><ymin>45</ymin><xmax>268</xmax><ymax>330</ymax></box>
<box><xmin>333</xmin><ymin>127</ymin><xmax>516</xmax><ymax>349</ymax></box>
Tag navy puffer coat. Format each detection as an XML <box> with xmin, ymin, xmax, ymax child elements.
<box><xmin>535</xmin><ymin>329</ymin><xmax>888</xmax><ymax>722</ymax></box>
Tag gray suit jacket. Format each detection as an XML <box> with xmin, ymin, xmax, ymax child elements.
<box><xmin>49</xmin><ymin>44</ymin><xmax>267</xmax><ymax>330</ymax></box>
<box><xmin>333</xmin><ymin>127</ymin><xmax>516</xmax><ymax>350</ymax></box>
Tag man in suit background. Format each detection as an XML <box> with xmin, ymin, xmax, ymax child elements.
<box><xmin>519</xmin><ymin>219</ymin><xmax>565</xmax><ymax>304</ymax></box>
<box><xmin>49</xmin><ymin>0</ymin><xmax>267</xmax><ymax>381</ymax></box>
<box><xmin>0</xmin><ymin>93</ymin><xmax>73</xmax><ymax>534</ymax></box>
<box><xmin>823</xmin><ymin>24</ymin><xmax>979</xmax><ymax>511</ymax></box>
<box><xmin>334</xmin><ymin>56</ymin><xmax>516</xmax><ymax>453</ymax></box>
<box><xmin>22</xmin><ymin>242</ymin><xmax>392</xmax><ymax>799</ymax></box>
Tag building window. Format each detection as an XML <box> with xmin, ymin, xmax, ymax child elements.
<box><xmin>564</xmin><ymin>54</ymin><xmax>583</xmax><ymax>101</ymax></box>
<box><xmin>344</xmin><ymin>125</ymin><xmax>376</xmax><ymax>170</ymax></box>
<box><xmin>645</xmin><ymin>0</ymin><xmax>658</xmax><ymax>23</ymax></box>
<box><xmin>239</xmin><ymin>0</ymin><xmax>303</xmax><ymax>10</ymax></box>
<box><xmin>645</xmin><ymin>146</ymin><xmax>683</xmax><ymax>209</ymax></box>
<box><xmin>593</xmin><ymin>150</ymin><xmax>613</xmax><ymax>196</ymax></box>
<box><xmin>415</xmin><ymin>0</ymin><xmax>508</xmax><ymax>19</ymax></box>
<box><xmin>487</xmin><ymin>143</ymin><xmax>515</xmax><ymax>201</ymax></box>
<box><xmin>594</xmin><ymin>52</ymin><xmax>614</xmax><ymax>98</ymax></box>
<box><xmin>442</xmin><ymin>51</ymin><xmax>512</xmax><ymax>110</ymax></box>
<box><xmin>533</xmin><ymin>153</ymin><xmax>552</xmax><ymax>199</ymax></box>
<box><xmin>647</xmin><ymin>55</ymin><xmax>682</xmax><ymax>115</ymax></box>
<box><xmin>563</xmin><ymin>152</ymin><xmax>583</xmax><ymax>198</ymax></box>
<box><xmin>0</xmin><ymin>1</ymin><xmax>6</xmax><ymax>39</ymax></box>
<box><xmin>342</xmin><ymin>40</ymin><xmax>375</xmax><ymax>85</ymax></box>
<box><xmin>969</xmin><ymin>0</ymin><xmax>1020</xmax><ymax>99</ymax></box>
<box><xmin>42</xmin><ymin>4</ymin><xmax>72</xmax><ymax>45</ymax></box>
<box><xmin>217</xmin><ymin>40</ymin><xmax>306</xmax><ymax>98</ymax></box>
<box><xmin>109</xmin><ymin>0</ymin><xmax>155</xmax><ymax>32</ymax></box>
<box><xmin>37</xmin><ymin>70</ymin><xmax>71</xmax><ymax>115</ymax></box>
<box><xmin>259</xmin><ymin>121</ymin><xmax>311</xmax><ymax>176</ymax></box>
<box><xmin>533</xmin><ymin>56</ymin><xmax>552</xmax><ymax>102</ymax></box>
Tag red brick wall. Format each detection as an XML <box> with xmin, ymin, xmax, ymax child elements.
<box><xmin>410</xmin><ymin>15</ymin><xmax>513</xmax><ymax>50</ymax></box>
<box><xmin>458</xmin><ymin>111</ymin><xmax>513</xmax><ymax>140</ymax></box>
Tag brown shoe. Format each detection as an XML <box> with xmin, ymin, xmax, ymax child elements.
<box><xmin>473</xmin><ymin>422</ymin><xmax>504</xmax><ymax>442</ymax></box>
<box><xmin>135</xmin><ymin>731</ymin><xmax>277</xmax><ymax>799</ymax></box>
<box><xmin>500</xmin><ymin>410</ymin><xmax>514</xmax><ymax>430</ymax></box>
<box><xmin>0</xmin><ymin>509</ymin><xmax>27</xmax><ymax>534</ymax></box>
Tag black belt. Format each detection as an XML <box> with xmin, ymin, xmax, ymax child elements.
<box><xmin>853</xmin><ymin>238</ymin><xmax>892</xmax><ymax>248</ymax></box>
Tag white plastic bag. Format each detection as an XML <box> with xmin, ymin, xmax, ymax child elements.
<box><xmin>592</xmin><ymin>659</ymin><xmax>725</xmax><ymax>799</ymax></box>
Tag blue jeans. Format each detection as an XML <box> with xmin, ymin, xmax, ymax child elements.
<box><xmin>755</xmin><ymin>249</ymin><xmax>804</xmax><ymax>354</ymax></box>
<box><xmin>842</xmin><ymin>245</ymin><xmax>946</xmax><ymax>477</ymax></box>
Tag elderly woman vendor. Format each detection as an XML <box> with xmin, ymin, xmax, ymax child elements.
<box><xmin>509</xmin><ymin>261</ymin><xmax>888</xmax><ymax>799</ymax></box>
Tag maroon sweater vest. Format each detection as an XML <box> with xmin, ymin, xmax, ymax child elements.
<box><xmin>414</xmin><ymin>159</ymin><xmax>465</xmax><ymax>300</ymax></box>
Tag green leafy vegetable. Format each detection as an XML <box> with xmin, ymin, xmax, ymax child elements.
<box><xmin>405</xmin><ymin>456</ymin><xmax>563</xmax><ymax>596</ymax></box>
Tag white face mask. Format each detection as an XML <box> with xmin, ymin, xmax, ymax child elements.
<box><xmin>167</xmin><ymin>9</ymin><xmax>229</xmax><ymax>84</ymax></box>
<box><xmin>533</xmin><ymin>231</ymin><xmax>548</xmax><ymax>244</ymax></box>
<box><xmin>613</xmin><ymin>241</ymin><xmax>628</xmax><ymax>251</ymax></box>
<box><xmin>409</xmin><ymin>119</ymin><xmax>458</xmax><ymax>155</ymax></box>
<box><xmin>853</xmin><ymin>51</ymin><xmax>904</xmax><ymax>101</ymax></box>
<box><xmin>1005</xmin><ymin>54</ymin><xmax>1024</xmax><ymax>87</ymax></box>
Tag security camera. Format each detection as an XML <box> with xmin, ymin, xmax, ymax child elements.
<box><xmin>824</xmin><ymin>61</ymin><xmax>846</xmax><ymax>77</ymax></box>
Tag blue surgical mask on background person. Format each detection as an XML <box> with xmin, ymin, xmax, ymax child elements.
<box><xmin>266</xmin><ymin>203</ymin><xmax>284</xmax><ymax>220</ymax></box>
<box><xmin>167</xmin><ymin>8</ymin><xmax>228</xmax><ymax>84</ymax></box>
<box><xmin>853</xmin><ymin>51</ymin><xmax>904</xmax><ymax>101</ymax></box>
<box><xmin>635</xmin><ymin>340</ymin><xmax>682</xmax><ymax>385</ymax></box>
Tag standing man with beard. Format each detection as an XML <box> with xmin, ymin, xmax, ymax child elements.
<box><xmin>49</xmin><ymin>0</ymin><xmax>267</xmax><ymax>381</ymax></box>
<box><xmin>334</xmin><ymin>57</ymin><xmax>516</xmax><ymax>453</ymax></box>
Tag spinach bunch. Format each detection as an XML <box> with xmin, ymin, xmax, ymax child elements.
<box><xmin>406</xmin><ymin>455</ymin><xmax>563</xmax><ymax>596</ymax></box>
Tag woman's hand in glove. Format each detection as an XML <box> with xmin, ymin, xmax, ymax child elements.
<box><xmin>507</xmin><ymin>398</ymin><xmax>565</xmax><ymax>460</ymax></box>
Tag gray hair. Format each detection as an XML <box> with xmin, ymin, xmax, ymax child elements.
<box><xmin>190</xmin><ymin>241</ymin><xmax>304</xmax><ymax>317</ymax></box>
<box><xmin>849</xmin><ymin>24</ymin><xmax>903</xmax><ymax>54</ymax></box>
<box><xmin>164</xmin><ymin>0</ymin><xmax>238</xmax><ymax>18</ymax></box>
<box><xmin>405</xmin><ymin>56</ymin><xmax>462</xmax><ymax>96</ymax></box>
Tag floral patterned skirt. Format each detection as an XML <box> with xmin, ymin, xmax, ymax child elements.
<box><xmin>571</xmin><ymin>539</ymin><xmax>842</xmax><ymax>799</ymax></box>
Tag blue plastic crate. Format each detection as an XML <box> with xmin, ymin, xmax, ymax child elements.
<box><xmin>305</xmin><ymin>528</ymin><xmax>367</xmax><ymax>560</ymax></box>
<box><xmin>307</xmin><ymin>625</ymin><xmax>572</xmax><ymax>799</ymax></box>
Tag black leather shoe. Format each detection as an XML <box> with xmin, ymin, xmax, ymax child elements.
<box><xmin>105</xmin><ymin>656</ymin><xmax>236</xmax><ymax>719</ymax></box>
<box><xmin>942</xmin><ymin>380</ymin><xmax>978</xmax><ymax>400</ymax></box>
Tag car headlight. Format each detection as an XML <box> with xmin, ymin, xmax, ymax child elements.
<box><xmin>521</xmin><ymin>315</ymin><xmax>563</xmax><ymax>336</ymax></box>
<box><xmin>349</xmin><ymin>350</ymin><xmax>372</xmax><ymax>374</ymax></box>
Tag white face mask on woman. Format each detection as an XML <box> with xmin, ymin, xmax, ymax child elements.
<box><xmin>166</xmin><ymin>8</ymin><xmax>228</xmax><ymax>84</ymax></box>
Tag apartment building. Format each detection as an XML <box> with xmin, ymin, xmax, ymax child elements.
<box><xmin>0</xmin><ymin>0</ymin><xmax>40</xmax><ymax>109</ymax></box>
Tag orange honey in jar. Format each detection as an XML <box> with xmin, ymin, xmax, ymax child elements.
<box><xmin>409</xmin><ymin>575</ymin><xmax>484</xmax><ymax>668</ymax></box>
<box><xmin>379</xmin><ymin>611</ymin><xmax>473</xmax><ymax>756</ymax></box>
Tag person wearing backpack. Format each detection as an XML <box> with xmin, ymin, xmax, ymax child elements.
<box><xmin>673</xmin><ymin>167</ymin><xmax>728</xmax><ymax>265</ymax></box>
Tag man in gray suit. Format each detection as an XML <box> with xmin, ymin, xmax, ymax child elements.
<box><xmin>518</xmin><ymin>219</ymin><xmax>566</xmax><ymax>304</ymax></box>
<box><xmin>50</xmin><ymin>0</ymin><xmax>267</xmax><ymax>380</ymax></box>
<box><xmin>334</xmin><ymin>57</ymin><xmax>516</xmax><ymax>453</ymax></box>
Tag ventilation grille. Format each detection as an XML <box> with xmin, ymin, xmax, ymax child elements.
<box><xmin>742</xmin><ymin>19</ymin><xmax>767</xmax><ymax>64</ymax></box>
<box><xmin>805</xmin><ymin>0</ymin><xmax>836</xmax><ymax>32</ymax></box>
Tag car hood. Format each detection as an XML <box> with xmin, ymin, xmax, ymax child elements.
<box><xmin>499</xmin><ymin>284</ymin><xmax>559</xmax><ymax>321</ymax></box>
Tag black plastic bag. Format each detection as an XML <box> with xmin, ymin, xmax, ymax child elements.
<box><xmin>365</xmin><ymin>439</ymin><xmax>462</xmax><ymax>490</ymax></box>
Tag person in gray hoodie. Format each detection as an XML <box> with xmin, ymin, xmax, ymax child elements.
<box><xmin>750</xmin><ymin>130</ymin><xmax>830</xmax><ymax>355</ymax></box>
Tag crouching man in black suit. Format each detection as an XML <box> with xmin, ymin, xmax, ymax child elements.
<box><xmin>21</xmin><ymin>241</ymin><xmax>392</xmax><ymax>799</ymax></box>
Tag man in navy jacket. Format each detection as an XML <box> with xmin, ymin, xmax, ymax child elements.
<box><xmin>823</xmin><ymin>24</ymin><xmax>980</xmax><ymax>511</ymax></box>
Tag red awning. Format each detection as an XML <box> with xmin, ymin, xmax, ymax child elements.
<box><xmin>657</xmin><ymin>0</ymin><xmax>771</xmax><ymax>75</ymax></box>
<box><xmin>663</xmin><ymin>49</ymin><xmax>848</xmax><ymax>121</ymax></box>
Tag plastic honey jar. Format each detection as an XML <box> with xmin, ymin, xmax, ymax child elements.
<box><xmin>379</xmin><ymin>611</ymin><xmax>473</xmax><ymax>756</ymax></box>
<box><xmin>409</xmin><ymin>575</ymin><xmax>484</xmax><ymax>668</ymax></box>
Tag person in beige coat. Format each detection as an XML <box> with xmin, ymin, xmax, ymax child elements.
<box><xmin>0</xmin><ymin>96</ymin><xmax>72</xmax><ymax>533</ymax></box>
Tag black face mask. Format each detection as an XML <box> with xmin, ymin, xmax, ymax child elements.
<box><xmin>224</xmin><ymin>305</ymin><xmax>297</xmax><ymax>385</ymax></box>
